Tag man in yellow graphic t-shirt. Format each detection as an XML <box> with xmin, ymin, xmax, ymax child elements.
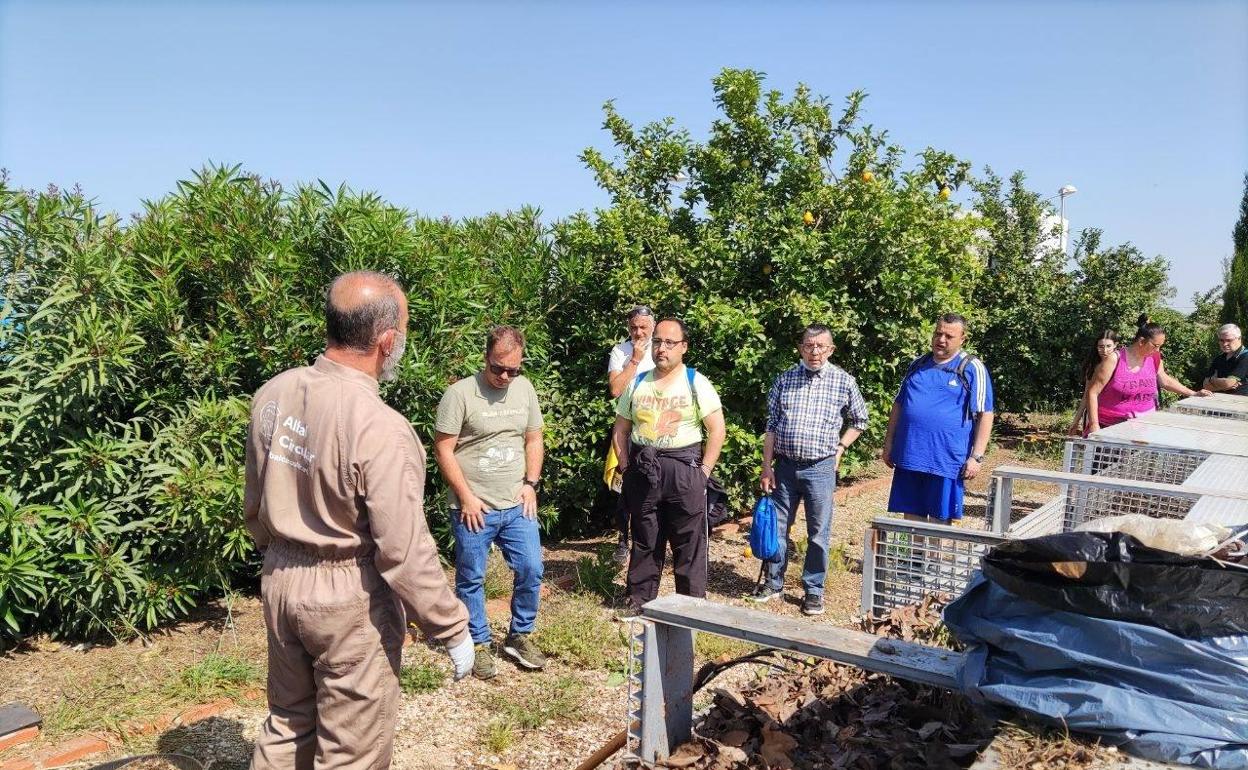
<box><xmin>611</xmin><ymin>318</ymin><xmax>726</xmax><ymax>614</ymax></box>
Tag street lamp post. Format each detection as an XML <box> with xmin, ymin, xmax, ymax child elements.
<box><xmin>1058</xmin><ymin>184</ymin><xmax>1078</xmax><ymax>254</ymax></box>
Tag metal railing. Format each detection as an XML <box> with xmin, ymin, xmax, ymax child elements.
<box><xmin>860</xmin><ymin>517</ymin><xmax>1006</xmax><ymax>617</ymax></box>
<box><xmin>1065</xmin><ymin>439</ymin><xmax>1208</xmax><ymax>484</ymax></box>
<box><xmin>1172</xmin><ymin>399</ymin><xmax>1248</xmax><ymax>422</ymax></box>
<box><xmin>862</xmin><ymin>463</ymin><xmax>1226</xmax><ymax>617</ymax></box>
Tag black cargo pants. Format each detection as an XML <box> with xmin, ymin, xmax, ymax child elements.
<box><xmin>622</xmin><ymin>443</ymin><xmax>708</xmax><ymax>607</ymax></box>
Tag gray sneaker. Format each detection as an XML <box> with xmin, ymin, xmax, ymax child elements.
<box><xmin>612</xmin><ymin>537</ymin><xmax>629</xmax><ymax>567</ymax></box>
<box><xmin>473</xmin><ymin>643</ymin><xmax>497</xmax><ymax>680</ymax></box>
<box><xmin>748</xmin><ymin>585</ymin><xmax>781</xmax><ymax>603</ymax></box>
<box><xmin>502</xmin><ymin>633</ymin><xmax>547</xmax><ymax>671</ymax></box>
<box><xmin>801</xmin><ymin>594</ymin><xmax>825</xmax><ymax>616</ymax></box>
<box><xmin>615</xmin><ymin>600</ymin><xmax>643</xmax><ymax>620</ymax></box>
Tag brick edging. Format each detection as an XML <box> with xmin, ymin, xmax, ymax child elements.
<box><xmin>0</xmin><ymin>691</ymin><xmax>261</xmax><ymax>770</ymax></box>
<box><xmin>834</xmin><ymin>472</ymin><xmax>894</xmax><ymax>504</ymax></box>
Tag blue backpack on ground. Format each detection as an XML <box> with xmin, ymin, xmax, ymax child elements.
<box><xmin>749</xmin><ymin>495</ymin><xmax>784</xmax><ymax>564</ymax></box>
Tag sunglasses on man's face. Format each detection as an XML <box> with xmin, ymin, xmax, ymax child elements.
<box><xmin>488</xmin><ymin>361</ymin><xmax>522</xmax><ymax>377</ymax></box>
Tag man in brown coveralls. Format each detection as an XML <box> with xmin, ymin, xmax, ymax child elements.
<box><xmin>245</xmin><ymin>271</ymin><xmax>473</xmax><ymax>770</ymax></box>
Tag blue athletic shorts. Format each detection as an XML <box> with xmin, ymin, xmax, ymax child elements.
<box><xmin>887</xmin><ymin>467</ymin><xmax>964</xmax><ymax>521</ymax></box>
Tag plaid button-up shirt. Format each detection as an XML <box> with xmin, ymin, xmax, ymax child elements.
<box><xmin>766</xmin><ymin>363</ymin><xmax>869</xmax><ymax>462</ymax></box>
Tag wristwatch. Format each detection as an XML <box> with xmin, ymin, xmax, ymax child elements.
<box><xmin>971</xmin><ymin>453</ymin><xmax>985</xmax><ymax>463</ymax></box>
<box><xmin>523</xmin><ymin>477</ymin><xmax>542</xmax><ymax>492</ymax></box>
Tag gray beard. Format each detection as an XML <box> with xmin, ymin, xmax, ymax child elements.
<box><xmin>380</xmin><ymin>333</ymin><xmax>407</xmax><ymax>382</ymax></box>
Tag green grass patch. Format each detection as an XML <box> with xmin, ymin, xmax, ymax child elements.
<box><xmin>479</xmin><ymin>673</ymin><xmax>586</xmax><ymax>752</ymax></box>
<box><xmin>487</xmin><ymin>674</ymin><xmax>586</xmax><ymax>729</ymax></box>
<box><xmin>791</xmin><ymin>535</ymin><xmax>807</xmax><ymax>559</ymax></box>
<box><xmin>572</xmin><ymin>543</ymin><xmax>621</xmax><ymax>600</ymax></box>
<box><xmin>695</xmin><ymin>632</ymin><xmax>756</xmax><ymax>662</ymax></box>
<box><xmin>171</xmin><ymin>652</ymin><xmax>261</xmax><ymax>701</ymax></box>
<box><xmin>480</xmin><ymin>718</ymin><xmax>516</xmax><ymax>754</ymax></box>
<box><xmin>43</xmin><ymin>650</ymin><xmax>261</xmax><ymax>739</ymax></box>
<box><xmin>484</xmin><ymin>548</ymin><xmax>511</xmax><ymax>600</ymax></box>
<box><xmin>534</xmin><ymin>592</ymin><xmax>628</xmax><ymax>670</ymax></box>
<box><xmin>828</xmin><ymin>541</ymin><xmax>850</xmax><ymax>573</ymax></box>
<box><xmin>398</xmin><ymin>661</ymin><xmax>446</xmax><ymax>694</ymax></box>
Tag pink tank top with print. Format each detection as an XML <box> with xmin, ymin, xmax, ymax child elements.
<box><xmin>1097</xmin><ymin>347</ymin><xmax>1159</xmax><ymax>428</ymax></box>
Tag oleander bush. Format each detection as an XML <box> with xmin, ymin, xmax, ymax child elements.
<box><xmin>0</xmin><ymin>68</ymin><xmax>1188</xmax><ymax>641</ymax></box>
<box><xmin>0</xmin><ymin>170</ymin><xmax>555</xmax><ymax>641</ymax></box>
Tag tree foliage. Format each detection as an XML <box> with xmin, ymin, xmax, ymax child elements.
<box><xmin>970</xmin><ymin>171</ymin><xmax>1194</xmax><ymax>409</ymax></box>
<box><xmin>1222</xmin><ymin>172</ymin><xmax>1248</xmax><ymax>326</ymax></box>
<box><xmin>555</xmin><ymin>68</ymin><xmax>981</xmax><ymax>503</ymax></box>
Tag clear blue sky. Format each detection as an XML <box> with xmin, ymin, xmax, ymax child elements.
<box><xmin>2</xmin><ymin>0</ymin><xmax>1245</xmax><ymax>307</ymax></box>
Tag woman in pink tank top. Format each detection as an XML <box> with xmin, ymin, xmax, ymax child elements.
<box><xmin>1086</xmin><ymin>315</ymin><xmax>1211</xmax><ymax>434</ymax></box>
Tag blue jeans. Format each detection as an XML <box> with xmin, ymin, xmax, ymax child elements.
<box><xmin>451</xmin><ymin>504</ymin><xmax>544</xmax><ymax>644</ymax></box>
<box><xmin>764</xmin><ymin>455</ymin><xmax>837</xmax><ymax>597</ymax></box>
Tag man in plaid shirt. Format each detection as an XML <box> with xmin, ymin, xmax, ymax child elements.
<box><xmin>753</xmin><ymin>324</ymin><xmax>869</xmax><ymax>615</ymax></box>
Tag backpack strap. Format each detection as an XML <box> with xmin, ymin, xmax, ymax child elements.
<box><xmin>686</xmin><ymin>366</ymin><xmax>701</xmax><ymax>421</ymax></box>
<box><xmin>903</xmin><ymin>353</ymin><xmax>933</xmax><ymax>384</ymax></box>
<box><xmin>628</xmin><ymin>367</ymin><xmax>703</xmax><ymax>423</ymax></box>
<box><xmin>905</xmin><ymin>352</ymin><xmax>981</xmax><ymax>421</ymax></box>
<box><xmin>953</xmin><ymin>352</ymin><xmax>982</xmax><ymax>420</ymax></box>
<box><xmin>623</xmin><ymin>370</ymin><xmax>649</xmax><ymax>417</ymax></box>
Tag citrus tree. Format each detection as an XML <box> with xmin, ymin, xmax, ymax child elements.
<box><xmin>553</xmin><ymin>68</ymin><xmax>982</xmax><ymax>506</ymax></box>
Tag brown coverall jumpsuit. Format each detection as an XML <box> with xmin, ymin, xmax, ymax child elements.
<box><xmin>244</xmin><ymin>355</ymin><xmax>469</xmax><ymax>770</ymax></box>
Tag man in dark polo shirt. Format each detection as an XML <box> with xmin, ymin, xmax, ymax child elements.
<box><xmin>1203</xmin><ymin>324</ymin><xmax>1248</xmax><ymax>396</ymax></box>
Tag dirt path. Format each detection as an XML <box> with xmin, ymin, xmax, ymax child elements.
<box><xmin>0</xmin><ymin>414</ymin><xmax>1067</xmax><ymax>770</ymax></box>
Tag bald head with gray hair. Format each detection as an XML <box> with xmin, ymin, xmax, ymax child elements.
<box><xmin>325</xmin><ymin>271</ymin><xmax>404</xmax><ymax>352</ymax></box>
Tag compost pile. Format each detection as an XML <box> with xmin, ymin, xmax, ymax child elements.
<box><xmin>661</xmin><ymin>597</ymin><xmax>993</xmax><ymax>770</ymax></box>
<box><xmin>855</xmin><ymin>593</ymin><xmax>959</xmax><ymax>648</ymax></box>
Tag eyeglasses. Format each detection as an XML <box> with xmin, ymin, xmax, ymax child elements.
<box><xmin>800</xmin><ymin>344</ymin><xmax>832</xmax><ymax>353</ymax></box>
<box><xmin>652</xmin><ymin>338</ymin><xmax>685</xmax><ymax>349</ymax></box>
<box><xmin>487</xmin><ymin>361</ymin><xmax>522</xmax><ymax>377</ymax></box>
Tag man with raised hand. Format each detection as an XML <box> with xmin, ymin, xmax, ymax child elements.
<box><xmin>1203</xmin><ymin>323</ymin><xmax>1248</xmax><ymax>396</ymax></box>
<box><xmin>605</xmin><ymin>305</ymin><xmax>656</xmax><ymax>564</ymax></box>
<box><xmin>883</xmin><ymin>313</ymin><xmax>994</xmax><ymax>524</ymax></box>
<box><xmin>754</xmin><ymin>324</ymin><xmax>868</xmax><ymax>616</ymax></box>
<box><xmin>245</xmin><ymin>271</ymin><xmax>472</xmax><ymax>770</ymax></box>
<box><xmin>434</xmin><ymin>325</ymin><xmax>546</xmax><ymax>680</ymax></box>
<box><xmin>612</xmin><ymin>317</ymin><xmax>726</xmax><ymax>615</ymax></box>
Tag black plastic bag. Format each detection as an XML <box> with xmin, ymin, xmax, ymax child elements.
<box><xmin>982</xmin><ymin>531</ymin><xmax>1248</xmax><ymax>638</ymax></box>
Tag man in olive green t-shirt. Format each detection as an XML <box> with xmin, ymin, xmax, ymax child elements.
<box><xmin>434</xmin><ymin>326</ymin><xmax>546</xmax><ymax>680</ymax></box>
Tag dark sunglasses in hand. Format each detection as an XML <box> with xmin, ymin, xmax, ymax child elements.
<box><xmin>488</xmin><ymin>361</ymin><xmax>523</xmax><ymax>377</ymax></box>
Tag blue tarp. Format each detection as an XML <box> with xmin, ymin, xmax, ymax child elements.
<box><xmin>944</xmin><ymin>574</ymin><xmax>1248</xmax><ymax>768</ymax></box>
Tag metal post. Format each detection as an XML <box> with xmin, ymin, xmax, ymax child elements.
<box><xmin>860</xmin><ymin>526</ymin><xmax>878</xmax><ymax>616</ymax></box>
<box><xmin>1059</xmin><ymin>193</ymin><xmax>1066</xmax><ymax>254</ymax></box>
<box><xmin>990</xmin><ymin>476</ymin><xmax>1013</xmax><ymax>534</ymax></box>
<box><xmin>636</xmin><ymin>620</ymin><xmax>695</xmax><ymax>763</ymax></box>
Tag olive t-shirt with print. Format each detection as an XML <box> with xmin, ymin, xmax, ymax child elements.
<box><xmin>616</xmin><ymin>365</ymin><xmax>722</xmax><ymax>449</ymax></box>
<box><xmin>434</xmin><ymin>372</ymin><xmax>543</xmax><ymax>510</ymax></box>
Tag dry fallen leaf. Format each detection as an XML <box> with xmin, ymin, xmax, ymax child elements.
<box><xmin>760</xmin><ymin>723</ymin><xmax>798</xmax><ymax>769</ymax></box>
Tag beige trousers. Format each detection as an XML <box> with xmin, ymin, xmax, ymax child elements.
<box><xmin>251</xmin><ymin>541</ymin><xmax>404</xmax><ymax>770</ymax></box>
